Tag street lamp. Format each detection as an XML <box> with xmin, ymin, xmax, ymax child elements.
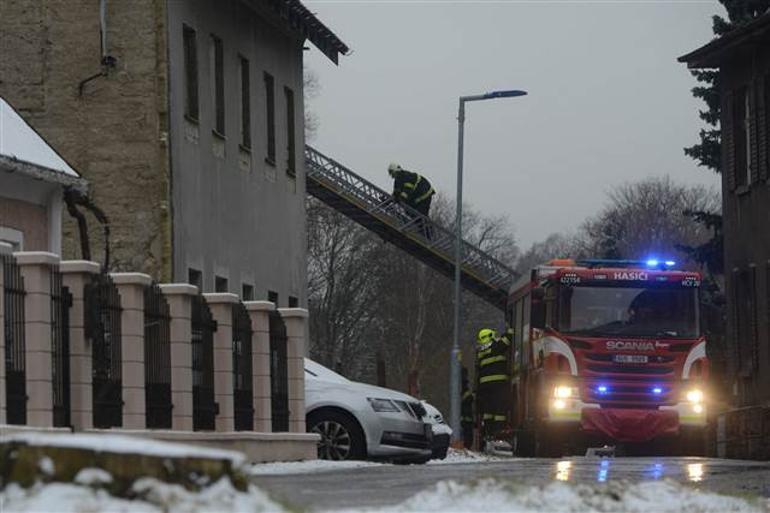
<box><xmin>450</xmin><ymin>89</ymin><xmax>527</xmax><ymax>443</ymax></box>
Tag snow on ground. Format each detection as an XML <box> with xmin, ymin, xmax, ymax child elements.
<box><xmin>1</xmin><ymin>478</ymin><xmax>286</xmax><ymax>513</ymax></box>
<box><xmin>428</xmin><ymin>448</ymin><xmax>504</xmax><ymax>465</ymax></box>
<box><xmin>332</xmin><ymin>479</ymin><xmax>770</xmax><ymax>513</ymax></box>
<box><xmin>5</xmin><ymin>432</ymin><xmax>244</xmax><ymax>464</ymax></box>
<box><xmin>249</xmin><ymin>458</ymin><xmax>384</xmax><ymax>475</ymax></box>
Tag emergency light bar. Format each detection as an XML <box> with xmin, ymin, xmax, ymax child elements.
<box><xmin>576</xmin><ymin>259</ymin><xmax>677</xmax><ymax>270</ymax></box>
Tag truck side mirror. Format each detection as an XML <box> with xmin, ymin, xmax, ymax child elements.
<box><xmin>531</xmin><ymin>299</ymin><xmax>546</xmax><ymax>330</ymax></box>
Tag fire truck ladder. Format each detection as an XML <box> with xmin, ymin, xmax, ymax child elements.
<box><xmin>305</xmin><ymin>145</ymin><xmax>518</xmax><ymax>310</ymax></box>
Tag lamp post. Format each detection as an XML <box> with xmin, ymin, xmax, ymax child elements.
<box><xmin>450</xmin><ymin>89</ymin><xmax>527</xmax><ymax>442</ymax></box>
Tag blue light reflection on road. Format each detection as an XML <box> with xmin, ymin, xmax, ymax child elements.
<box><xmin>597</xmin><ymin>459</ymin><xmax>610</xmax><ymax>482</ymax></box>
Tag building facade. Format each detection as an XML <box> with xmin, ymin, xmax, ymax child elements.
<box><xmin>680</xmin><ymin>14</ymin><xmax>770</xmax><ymax>406</ymax></box>
<box><xmin>0</xmin><ymin>0</ymin><xmax>346</xmax><ymax>306</ymax></box>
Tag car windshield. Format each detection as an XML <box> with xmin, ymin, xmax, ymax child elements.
<box><xmin>557</xmin><ymin>284</ymin><xmax>699</xmax><ymax>338</ymax></box>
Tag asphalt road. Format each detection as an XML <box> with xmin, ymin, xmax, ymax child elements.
<box><xmin>251</xmin><ymin>457</ymin><xmax>770</xmax><ymax>511</ymax></box>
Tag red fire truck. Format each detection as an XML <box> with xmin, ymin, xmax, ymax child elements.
<box><xmin>506</xmin><ymin>258</ymin><xmax>708</xmax><ymax>456</ymax></box>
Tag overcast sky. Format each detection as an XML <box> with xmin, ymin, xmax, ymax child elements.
<box><xmin>305</xmin><ymin>0</ymin><xmax>723</xmax><ymax>249</ymax></box>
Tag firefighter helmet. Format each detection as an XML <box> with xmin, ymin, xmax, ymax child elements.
<box><xmin>477</xmin><ymin>328</ymin><xmax>496</xmax><ymax>345</ymax></box>
<box><xmin>388</xmin><ymin>162</ymin><xmax>402</xmax><ymax>177</ymax></box>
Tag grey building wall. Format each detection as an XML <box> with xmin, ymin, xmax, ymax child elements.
<box><xmin>167</xmin><ymin>0</ymin><xmax>307</xmax><ymax>306</ymax></box>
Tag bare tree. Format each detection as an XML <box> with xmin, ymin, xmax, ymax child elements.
<box><xmin>574</xmin><ymin>176</ymin><xmax>720</xmax><ymax>264</ymax></box>
<box><xmin>304</xmin><ymin>67</ymin><xmax>320</xmax><ymax>142</ymax></box>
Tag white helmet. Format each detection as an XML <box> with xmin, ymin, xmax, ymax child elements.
<box><xmin>388</xmin><ymin>162</ymin><xmax>401</xmax><ymax>175</ymax></box>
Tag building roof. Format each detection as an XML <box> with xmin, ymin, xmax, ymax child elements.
<box><xmin>0</xmin><ymin>96</ymin><xmax>87</xmax><ymax>192</ymax></box>
<box><xmin>679</xmin><ymin>12</ymin><xmax>770</xmax><ymax>68</ymax></box>
<box><xmin>1</xmin><ymin>97</ymin><xmax>80</xmax><ymax>178</ymax></box>
<box><xmin>268</xmin><ymin>0</ymin><xmax>349</xmax><ymax>64</ymax></box>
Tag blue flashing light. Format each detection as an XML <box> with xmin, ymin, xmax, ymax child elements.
<box><xmin>664</xmin><ymin>260</ymin><xmax>676</xmax><ymax>267</ymax></box>
<box><xmin>597</xmin><ymin>385</ymin><xmax>608</xmax><ymax>394</ymax></box>
<box><xmin>652</xmin><ymin>387</ymin><xmax>663</xmax><ymax>395</ymax></box>
<box><xmin>646</xmin><ymin>259</ymin><xmax>659</xmax><ymax>267</ymax></box>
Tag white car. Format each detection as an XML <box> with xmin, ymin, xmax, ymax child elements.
<box><xmin>422</xmin><ymin>401</ymin><xmax>452</xmax><ymax>460</ymax></box>
<box><xmin>304</xmin><ymin>358</ymin><xmax>433</xmax><ymax>463</ymax></box>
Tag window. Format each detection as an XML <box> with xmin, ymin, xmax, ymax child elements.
<box><xmin>183</xmin><ymin>25</ymin><xmax>199</xmax><ymax>120</ymax></box>
<box><xmin>188</xmin><ymin>268</ymin><xmax>203</xmax><ymax>290</ymax></box>
<box><xmin>733</xmin><ymin>87</ymin><xmax>750</xmax><ymax>187</ymax></box>
<box><xmin>0</xmin><ymin>227</ymin><xmax>24</xmax><ymax>251</ymax></box>
<box><xmin>264</xmin><ymin>72</ymin><xmax>275</xmax><ymax>163</ymax></box>
<box><xmin>288</xmin><ymin>296</ymin><xmax>298</xmax><ymax>308</ymax></box>
<box><xmin>210</xmin><ymin>34</ymin><xmax>225</xmax><ymax>135</ymax></box>
<box><xmin>734</xmin><ymin>267</ymin><xmax>759</xmax><ymax>372</ymax></box>
<box><xmin>239</xmin><ymin>56</ymin><xmax>251</xmax><ymax>149</ymax></box>
<box><xmin>215</xmin><ymin>275</ymin><xmax>229</xmax><ymax>293</ymax></box>
<box><xmin>268</xmin><ymin>290</ymin><xmax>278</xmax><ymax>305</ymax></box>
<box><xmin>284</xmin><ymin>87</ymin><xmax>295</xmax><ymax>176</ymax></box>
<box><xmin>242</xmin><ymin>283</ymin><xmax>254</xmax><ymax>301</ymax></box>
<box><xmin>765</xmin><ymin>76</ymin><xmax>770</xmax><ymax>176</ymax></box>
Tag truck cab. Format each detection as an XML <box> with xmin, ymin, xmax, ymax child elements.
<box><xmin>507</xmin><ymin>259</ymin><xmax>708</xmax><ymax>456</ymax></box>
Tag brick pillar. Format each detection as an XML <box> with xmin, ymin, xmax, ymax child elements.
<box><xmin>60</xmin><ymin>260</ymin><xmax>101</xmax><ymax>431</ymax></box>
<box><xmin>0</xmin><ymin>243</ymin><xmax>11</xmax><ymax>424</ymax></box>
<box><xmin>111</xmin><ymin>273</ymin><xmax>152</xmax><ymax>429</ymax></box>
<box><xmin>278</xmin><ymin>308</ymin><xmax>309</xmax><ymax>433</ymax></box>
<box><xmin>244</xmin><ymin>301</ymin><xmax>275</xmax><ymax>432</ymax></box>
<box><xmin>160</xmin><ymin>284</ymin><xmax>197</xmax><ymax>431</ymax></box>
<box><xmin>15</xmin><ymin>252</ymin><xmax>60</xmax><ymax>427</ymax></box>
<box><xmin>203</xmin><ymin>293</ymin><xmax>239</xmax><ymax>432</ymax></box>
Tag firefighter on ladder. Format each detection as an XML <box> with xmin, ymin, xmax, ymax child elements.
<box><xmin>388</xmin><ymin>162</ymin><xmax>435</xmax><ymax>237</ymax></box>
<box><xmin>475</xmin><ymin>328</ymin><xmax>511</xmax><ymax>450</ymax></box>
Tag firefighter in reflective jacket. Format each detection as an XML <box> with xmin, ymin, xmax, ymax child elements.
<box><xmin>476</xmin><ymin>328</ymin><xmax>511</xmax><ymax>439</ymax></box>
<box><xmin>388</xmin><ymin>162</ymin><xmax>435</xmax><ymax>218</ymax></box>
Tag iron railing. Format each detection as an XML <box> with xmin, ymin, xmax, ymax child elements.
<box><xmin>51</xmin><ymin>268</ymin><xmax>72</xmax><ymax>428</ymax></box>
<box><xmin>304</xmin><ymin>145</ymin><xmax>518</xmax><ymax>308</ymax></box>
<box><xmin>2</xmin><ymin>254</ymin><xmax>26</xmax><ymax>425</ymax></box>
<box><xmin>232</xmin><ymin>302</ymin><xmax>254</xmax><ymax>431</ymax></box>
<box><xmin>85</xmin><ymin>273</ymin><xmax>123</xmax><ymax>428</ymax></box>
<box><xmin>144</xmin><ymin>283</ymin><xmax>172</xmax><ymax>429</ymax></box>
<box><xmin>192</xmin><ymin>295</ymin><xmax>217</xmax><ymax>430</ymax></box>
<box><xmin>269</xmin><ymin>310</ymin><xmax>289</xmax><ymax>432</ymax></box>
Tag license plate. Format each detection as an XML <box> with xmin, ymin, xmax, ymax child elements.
<box><xmin>613</xmin><ymin>354</ymin><xmax>648</xmax><ymax>364</ymax></box>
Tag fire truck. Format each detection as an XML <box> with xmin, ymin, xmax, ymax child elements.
<box><xmin>506</xmin><ymin>258</ymin><xmax>708</xmax><ymax>456</ymax></box>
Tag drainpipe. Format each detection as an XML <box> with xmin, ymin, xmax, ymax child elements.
<box><xmin>78</xmin><ymin>0</ymin><xmax>116</xmax><ymax>96</ymax></box>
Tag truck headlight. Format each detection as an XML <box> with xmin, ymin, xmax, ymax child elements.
<box><xmin>554</xmin><ymin>386</ymin><xmax>574</xmax><ymax>399</ymax></box>
<box><xmin>368</xmin><ymin>398</ymin><xmax>400</xmax><ymax>413</ymax></box>
<box><xmin>686</xmin><ymin>389</ymin><xmax>704</xmax><ymax>404</ymax></box>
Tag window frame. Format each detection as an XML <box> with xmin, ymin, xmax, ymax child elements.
<box><xmin>284</xmin><ymin>86</ymin><xmax>296</xmax><ymax>176</ymax></box>
<box><xmin>264</xmin><ymin>72</ymin><xmax>276</xmax><ymax>164</ymax></box>
<box><xmin>210</xmin><ymin>34</ymin><xmax>225</xmax><ymax>136</ymax></box>
<box><xmin>182</xmin><ymin>25</ymin><xmax>199</xmax><ymax>121</ymax></box>
<box><xmin>239</xmin><ymin>55</ymin><xmax>251</xmax><ymax>150</ymax></box>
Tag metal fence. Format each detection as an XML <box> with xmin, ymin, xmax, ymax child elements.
<box><xmin>192</xmin><ymin>294</ymin><xmax>217</xmax><ymax>430</ymax></box>
<box><xmin>2</xmin><ymin>254</ymin><xmax>26</xmax><ymax>425</ymax></box>
<box><xmin>232</xmin><ymin>302</ymin><xmax>254</xmax><ymax>431</ymax></box>
<box><xmin>85</xmin><ymin>273</ymin><xmax>123</xmax><ymax>428</ymax></box>
<box><xmin>269</xmin><ymin>310</ymin><xmax>289</xmax><ymax>432</ymax></box>
<box><xmin>144</xmin><ymin>283</ymin><xmax>172</xmax><ymax>429</ymax></box>
<box><xmin>51</xmin><ymin>268</ymin><xmax>72</xmax><ymax>428</ymax></box>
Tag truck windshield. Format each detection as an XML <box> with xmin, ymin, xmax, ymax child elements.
<box><xmin>557</xmin><ymin>285</ymin><xmax>699</xmax><ymax>339</ymax></box>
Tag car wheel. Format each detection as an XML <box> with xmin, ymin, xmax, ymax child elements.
<box><xmin>307</xmin><ymin>410</ymin><xmax>366</xmax><ymax>461</ymax></box>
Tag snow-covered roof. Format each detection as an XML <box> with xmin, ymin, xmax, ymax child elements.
<box><xmin>0</xmin><ymin>97</ymin><xmax>79</xmax><ymax>177</ymax></box>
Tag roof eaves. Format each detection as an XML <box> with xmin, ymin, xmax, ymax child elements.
<box><xmin>678</xmin><ymin>12</ymin><xmax>770</xmax><ymax>68</ymax></box>
<box><xmin>283</xmin><ymin>0</ymin><xmax>349</xmax><ymax>64</ymax></box>
<box><xmin>0</xmin><ymin>154</ymin><xmax>88</xmax><ymax>194</ymax></box>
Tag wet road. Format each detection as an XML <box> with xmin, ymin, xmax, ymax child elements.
<box><xmin>251</xmin><ymin>457</ymin><xmax>770</xmax><ymax>511</ymax></box>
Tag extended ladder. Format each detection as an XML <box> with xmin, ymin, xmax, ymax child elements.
<box><xmin>305</xmin><ymin>145</ymin><xmax>518</xmax><ymax>310</ymax></box>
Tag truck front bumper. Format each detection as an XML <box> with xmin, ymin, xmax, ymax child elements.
<box><xmin>546</xmin><ymin>399</ymin><xmax>707</xmax><ymax>443</ymax></box>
